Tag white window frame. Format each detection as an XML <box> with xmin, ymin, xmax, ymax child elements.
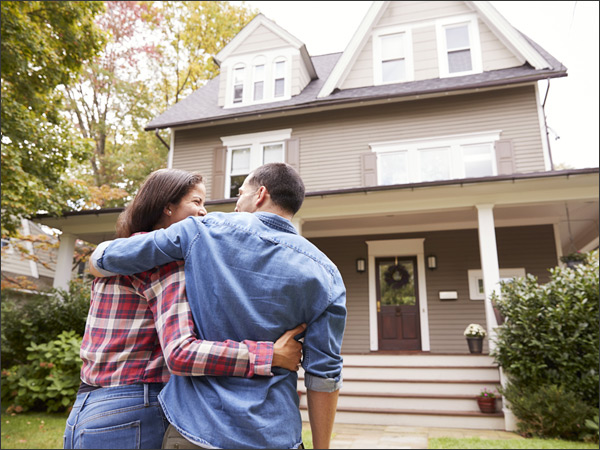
<box><xmin>373</xmin><ymin>25</ymin><xmax>414</xmax><ymax>85</ymax></box>
<box><xmin>232</xmin><ymin>64</ymin><xmax>246</xmax><ymax>104</ymax></box>
<box><xmin>252</xmin><ymin>57</ymin><xmax>266</xmax><ymax>102</ymax></box>
<box><xmin>370</xmin><ymin>131</ymin><xmax>500</xmax><ymax>185</ymax></box>
<box><xmin>224</xmin><ymin>49</ymin><xmax>294</xmax><ymax>108</ymax></box>
<box><xmin>436</xmin><ymin>14</ymin><xmax>482</xmax><ymax>77</ymax></box>
<box><xmin>468</xmin><ymin>268</ymin><xmax>526</xmax><ymax>300</ymax></box>
<box><xmin>220</xmin><ymin>129</ymin><xmax>292</xmax><ymax>198</ymax></box>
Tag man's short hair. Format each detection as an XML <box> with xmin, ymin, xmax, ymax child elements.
<box><xmin>249</xmin><ymin>163</ymin><xmax>305</xmax><ymax>215</ymax></box>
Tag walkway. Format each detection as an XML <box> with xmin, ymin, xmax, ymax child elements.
<box><xmin>303</xmin><ymin>422</ymin><xmax>524</xmax><ymax>449</ymax></box>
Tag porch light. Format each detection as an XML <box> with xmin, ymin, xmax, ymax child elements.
<box><xmin>427</xmin><ymin>255</ymin><xmax>437</xmax><ymax>270</ymax></box>
<box><xmin>356</xmin><ymin>258</ymin><xmax>366</xmax><ymax>273</ymax></box>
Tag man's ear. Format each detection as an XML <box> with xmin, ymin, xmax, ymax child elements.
<box><xmin>255</xmin><ymin>186</ymin><xmax>268</xmax><ymax>207</ymax></box>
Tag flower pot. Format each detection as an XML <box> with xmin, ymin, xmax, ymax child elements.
<box><xmin>477</xmin><ymin>396</ymin><xmax>497</xmax><ymax>413</ymax></box>
<box><xmin>466</xmin><ymin>337</ymin><xmax>483</xmax><ymax>354</ymax></box>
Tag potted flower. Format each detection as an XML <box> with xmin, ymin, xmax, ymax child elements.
<box><xmin>463</xmin><ymin>323</ymin><xmax>486</xmax><ymax>354</ymax></box>
<box><xmin>560</xmin><ymin>251</ymin><xmax>588</xmax><ymax>268</ymax></box>
<box><xmin>477</xmin><ymin>388</ymin><xmax>498</xmax><ymax>413</ymax></box>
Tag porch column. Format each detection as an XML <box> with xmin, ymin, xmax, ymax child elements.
<box><xmin>475</xmin><ymin>204</ymin><xmax>500</xmax><ymax>349</ymax></box>
<box><xmin>292</xmin><ymin>217</ymin><xmax>304</xmax><ymax>235</ymax></box>
<box><xmin>53</xmin><ymin>232</ymin><xmax>76</xmax><ymax>290</ymax></box>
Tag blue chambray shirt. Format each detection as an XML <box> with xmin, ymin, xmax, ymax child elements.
<box><xmin>92</xmin><ymin>212</ymin><xmax>346</xmax><ymax>449</ymax></box>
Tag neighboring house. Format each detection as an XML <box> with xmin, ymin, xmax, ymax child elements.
<box><xmin>36</xmin><ymin>1</ymin><xmax>599</xmax><ymax>430</ymax></box>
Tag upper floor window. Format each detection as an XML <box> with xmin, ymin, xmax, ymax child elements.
<box><xmin>274</xmin><ymin>60</ymin><xmax>286</xmax><ymax>98</ymax></box>
<box><xmin>253</xmin><ymin>64</ymin><xmax>265</xmax><ymax>101</ymax></box>
<box><xmin>225</xmin><ymin>51</ymin><xmax>292</xmax><ymax>108</ymax></box>
<box><xmin>436</xmin><ymin>15</ymin><xmax>482</xmax><ymax>77</ymax></box>
<box><xmin>233</xmin><ymin>65</ymin><xmax>245</xmax><ymax>104</ymax></box>
<box><xmin>371</xmin><ymin>131</ymin><xmax>500</xmax><ymax>186</ymax></box>
<box><xmin>221</xmin><ymin>129</ymin><xmax>291</xmax><ymax>198</ymax></box>
<box><xmin>373</xmin><ymin>26</ymin><xmax>413</xmax><ymax>85</ymax></box>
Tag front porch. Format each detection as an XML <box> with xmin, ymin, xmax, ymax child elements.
<box><xmin>298</xmin><ymin>353</ymin><xmax>507</xmax><ymax>430</ymax></box>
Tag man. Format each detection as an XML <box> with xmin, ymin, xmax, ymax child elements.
<box><xmin>91</xmin><ymin>163</ymin><xmax>346</xmax><ymax>449</ymax></box>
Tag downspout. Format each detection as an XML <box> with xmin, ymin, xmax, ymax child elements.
<box><xmin>154</xmin><ymin>129</ymin><xmax>170</xmax><ymax>151</ymax></box>
<box><xmin>541</xmin><ymin>79</ymin><xmax>555</xmax><ymax>171</ymax></box>
<box><xmin>154</xmin><ymin>129</ymin><xmax>173</xmax><ymax>169</ymax></box>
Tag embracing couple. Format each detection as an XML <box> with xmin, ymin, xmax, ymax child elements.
<box><xmin>63</xmin><ymin>163</ymin><xmax>346</xmax><ymax>449</ymax></box>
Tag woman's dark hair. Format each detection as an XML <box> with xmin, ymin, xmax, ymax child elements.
<box><xmin>249</xmin><ymin>163</ymin><xmax>305</xmax><ymax>215</ymax></box>
<box><xmin>115</xmin><ymin>169</ymin><xmax>204</xmax><ymax>238</ymax></box>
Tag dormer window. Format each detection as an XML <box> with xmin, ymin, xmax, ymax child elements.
<box><xmin>233</xmin><ymin>65</ymin><xmax>245</xmax><ymax>104</ymax></box>
<box><xmin>253</xmin><ymin>63</ymin><xmax>265</xmax><ymax>101</ymax></box>
<box><xmin>373</xmin><ymin>26</ymin><xmax>413</xmax><ymax>85</ymax></box>
<box><xmin>436</xmin><ymin>15</ymin><xmax>482</xmax><ymax>77</ymax></box>
<box><xmin>274</xmin><ymin>59</ymin><xmax>286</xmax><ymax>98</ymax></box>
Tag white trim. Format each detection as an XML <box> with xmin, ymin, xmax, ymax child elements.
<box><xmin>467</xmin><ymin>268</ymin><xmax>526</xmax><ymax>300</ymax></box>
<box><xmin>468</xmin><ymin>1</ymin><xmax>550</xmax><ymax>70</ymax></box>
<box><xmin>21</xmin><ymin>219</ymin><xmax>39</xmax><ymax>279</ymax></box>
<box><xmin>581</xmin><ymin>236</ymin><xmax>599</xmax><ymax>253</ymax></box>
<box><xmin>372</xmin><ymin>24</ymin><xmax>415</xmax><ymax>84</ymax></box>
<box><xmin>365</xmin><ymin>238</ymin><xmax>430</xmax><ymax>352</ymax></box>
<box><xmin>220</xmin><ymin>129</ymin><xmax>292</xmax><ymax>148</ymax></box>
<box><xmin>436</xmin><ymin>14</ymin><xmax>482</xmax><ymax>78</ymax></box>
<box><xmin>318</xmin><ymin>1</ymin><xmax>388</xmax><ymax>98</ymax></box>
<box><xmin>553</xmin><ymin>222</ymin><xmax>564</xmax><ymax>267</ymax></box>
<box><xmin>535</xmin><ymin>82</ymin><xmax>552</xmax><ymax>171</ymax></box>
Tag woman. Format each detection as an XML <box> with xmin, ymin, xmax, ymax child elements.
<box><xmin>64</xmin><ymin>169</ymin><xmax>304</xmax><ymax>449</ymax></box>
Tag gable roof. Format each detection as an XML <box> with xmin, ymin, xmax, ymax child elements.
<box><xmin>317</xmin><ymin>0</ymin><xmax>553</xmax><ymax>98</ymax></box>
<box><xmin>214</xmin><ymin>13</ymin><xmax>316</xmax><ymax>79</ymax></box>
<box><xmin>145</xmin><ymin>1</ymin><xmax>567</xmax><ymax>131</ymax></box>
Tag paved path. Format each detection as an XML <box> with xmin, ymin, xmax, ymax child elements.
<box><xmin>304</xmin><ymin>422</ymin><xmax>524</xmax><ymax>449</ymax></box>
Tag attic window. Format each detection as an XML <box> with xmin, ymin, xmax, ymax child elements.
<box><xmin>233</xmin><ymin>66</ymin><xmax>245</xmax><ymax>104</ymax></box>
<box><xmin>253</xmin><ymin>64</ymin><xmax>265</xmax><ymax>101</ymax></box>
<box><xmin>274</xmin><ymin>60</ymin><xmax>285</xmax><ymax>98</ymax></box>
<box><xmin>436</xmin><ymin>15</ymin><xmax>482</xmax><ymax>77</ymax></box>
<box><xmin>373</xmin><ymin>26</ymin><xmax>413</xmax><ymax>85</ymax></box>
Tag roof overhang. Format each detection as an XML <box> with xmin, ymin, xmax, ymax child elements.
<box><xmin>34</xmin><ymin>169</ymin><xmax>598</xmax><ymax>254</ymax></box>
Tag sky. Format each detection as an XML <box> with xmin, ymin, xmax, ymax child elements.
<box><xmin>238</xmin><ymin>1</ymin><xmax>599</xmax><ymax>169</ymax></box>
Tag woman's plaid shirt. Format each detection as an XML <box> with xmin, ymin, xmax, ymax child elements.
<box><xmin>80</xmin><ymin>261</ymin><xmax>273</xmax><ymax>386</ymax></box>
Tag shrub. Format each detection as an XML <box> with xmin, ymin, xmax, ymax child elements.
<box><xmin>1</xmin><ymin>279</ymin><xmax>90</xmax><ymax>367</ymax></box>
<box><xmin>1</xmin><ymin>330</ymin><xmax>83</xmax><ymax>412</ymax></box>
<box><xmin>492</xmin><ymin>250</ymin><xmax>599</xmax><ymax>439</ymax></box>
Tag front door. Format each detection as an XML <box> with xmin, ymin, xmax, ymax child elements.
<box><xmin>376</xmin><ymin>256</ymin><xmax>421</xmax><ymax>351</ymax></box>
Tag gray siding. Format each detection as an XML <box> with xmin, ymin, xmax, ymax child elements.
<box><xmin>172</xmin><ymin>86</ymin><xmax>545</xmax><ymax>199</ymax></box>
<box><xmin>310</xmin><ymin>224</ymin><xmax>557</xmax><ymax>354</ymax></box>
<box><xmin>341</xmin><ymin>1</ymin><xmax>521</xmax><ymax>90</ymax></box>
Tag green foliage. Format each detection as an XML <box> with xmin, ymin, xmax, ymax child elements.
<box><xmin>1</xmin><ymin>280</ymin><xmax>90</xmax><ymax>368</ymax></box>
<box><xmin>1</xmin><ymin>330</ymin><xmax>83</xmax><ymax>413</ymax></box>
<box><xmin>1</xmin><ymin>1</ymin><xmax>105</xmax><ymax>236</ymax></box>
<box><xmin>502</xmin><ymin>383</ymin><xmax>597</xmax><ymax>441</ymax></box>
<box><xmin>492</xmin><ymin>251</ymin><xmax>599</xmax><ymax>439</ymax></box>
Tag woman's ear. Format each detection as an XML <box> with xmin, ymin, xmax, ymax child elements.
<box><xmin>163</xmin><ymin>206</ymin><xmax>173</xmax><ymax>217</ymax></box>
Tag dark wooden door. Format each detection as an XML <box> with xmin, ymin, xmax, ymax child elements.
<box><xmin>376</xmin><ymin>256</ymin><xmax>421</xmax><ymax>351</ymax></box>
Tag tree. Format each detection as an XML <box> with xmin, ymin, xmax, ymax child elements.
<box><xmin>1</xmin><ymin>1</ymin><xmax>106</xmax><ymax>237</ymax></box>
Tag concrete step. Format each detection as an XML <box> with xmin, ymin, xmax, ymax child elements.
<box><xmin>341</xmin><ymin>353</ymin><xmax>496</xmax><ymax>367</ymax></box>
<box><xmin>300</xmin><ymin>407</ymin><xmax>505</xmax><ymax>430</ymax></box>
<box><xmin>338</xmin><ymin>365</ymin><xmax>500</xmax><ymax>381</ymax></box>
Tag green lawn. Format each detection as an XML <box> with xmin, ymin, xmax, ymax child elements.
<box><xmin>2</xmin><ymin>411</ymin><xmax>596</xmax><ymax>450</ymax></box>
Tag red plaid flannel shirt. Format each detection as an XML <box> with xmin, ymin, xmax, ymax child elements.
<box><xmin>80</xmin><ymin>260</ymin><xmax>273</xmax><ymax>386</ymax></box>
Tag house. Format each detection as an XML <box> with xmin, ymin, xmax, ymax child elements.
<box><xmin>36</xmin><ymin>1</ymin><xmax>599</xmax><ymax>430</ymax></box>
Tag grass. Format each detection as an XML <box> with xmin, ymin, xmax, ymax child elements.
<box><xmin>2</xmin><ymin>412</ymin><xmax>596</xmax><ymax>450</ymax></box>
<box><xmin>429</xmin><ymin>436</ymin><xmax>598</xmax><ymax>449</ymax></box>
<box><xmin>1</xmin><ymin>410</ymin><xmax>68</xmax><ymax>449</ymax></box>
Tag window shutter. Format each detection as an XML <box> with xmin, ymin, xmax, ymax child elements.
<box><xmin>285</xmin><ymin>138</ymin><xmax>300</xmax><ymax>171</ymax></box>
<box><xmin>495</xmin><ymin>140</ymin><xmax>515</xmax><ymax>175</ymax></box>
<box><xmin>212</xmin><ymin>146</ymin><xmax>227</xmax><ymax>200</ymax></box>
<box><xmin>361</xmin><ymin>152</ymin><xmax>378</xmax><ymax>186</ymax></box>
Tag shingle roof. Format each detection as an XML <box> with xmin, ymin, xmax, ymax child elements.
<box><xmin>145</xmin><ymin>34</ymin><xmax>566</xmax><ymax>131</ymax></box>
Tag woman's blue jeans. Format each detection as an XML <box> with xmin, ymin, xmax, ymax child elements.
<box><xmin>63</xmin><ymin>383</ymin><xmax>168</xmax><ymax>449</ymax></box>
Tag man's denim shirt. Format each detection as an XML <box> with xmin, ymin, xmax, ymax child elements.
<box><xmin>92</xmin><ymin>212</ymin><xmax>346</xmax><ymax>449</ymax></box>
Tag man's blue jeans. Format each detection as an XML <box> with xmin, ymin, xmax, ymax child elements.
<box><xmin>63</xmin><ymin>383</ymin><xmax>168</xmax><ymax>449</ymax></box>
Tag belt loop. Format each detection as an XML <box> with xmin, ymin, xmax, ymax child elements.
<box><xmin>144</xmin><ymin>383</ymin><xmax>150</xmax><ymax>406</ymax></box>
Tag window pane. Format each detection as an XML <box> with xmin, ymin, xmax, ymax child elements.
<box><xmin>254</xmin><ymin>81</ymin><xmax>264</xmax><ymax>101</ymax></box>
<box><xmin>234</xmin><ymin>67</ymin><xmax>245</xmax><ymax>83</ymax></box>
<box><xmin>382</xmin><ymin>59</ymin><xmax>405</xmax><ymax>83</ymax></box>
<box><xmin>446</xmin><ymin>25</ymin><xmax>469</xmax><ymax>50</ymax></box>
<box><xmin>254</xmin><ymin>64</ymin><xmax>264</xmax><ymax>80</ymax></box>
<box><xmin>379</xmin><ymin>151</ymin><xmax>407</xmax><ymax>185</ymax></box>
<box><xmin>419</xmin><ymin>147</ymin><xmax>450</xmax><ymax>182</ymax></box>
<box><xmin>229</xmin><ymin>175</ymin><xmax>247</xmax><ymax>198</ymax></box>
<box><xmin>274</xmin><ymin>61</ymin><xmax>285</xmax><ymax>77</ymax></box>
<box><xmin>381</xmin><ymin>33</ymin><xmax>404</xmax><ymax>60</ymax></box>
<box><xmin>234</xmin><ymin>85</ymin><xmax>243</xmax><ymax>103</ymax></box>
<box><xmin>448</xmin><ymin>49</ymin><xmax>472</xmax><ymax>73</ymax></box>
<box><xmin>231</xmin><ymin>147</ymin><xmax>250</xmax><ymax>173</ymax></box>
<box><xmin>463</xmin><ymin>144</ymin><xmax>493</xmax><ymax>178</ymax></box>
<box><xmin>263</xmin><ymin>144</ymin><xmax>284</xmax><ymax>164</ymax></box>
<box><xmin>274</xmin><ymin>78</ymin><xmax>285</xmax><ymax>97</ymax></box>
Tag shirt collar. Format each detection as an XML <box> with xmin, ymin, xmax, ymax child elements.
<box><xmin>255</xmin><ymin>212</ymin><xmax>298</xmax><ymax>235</ymax></box>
